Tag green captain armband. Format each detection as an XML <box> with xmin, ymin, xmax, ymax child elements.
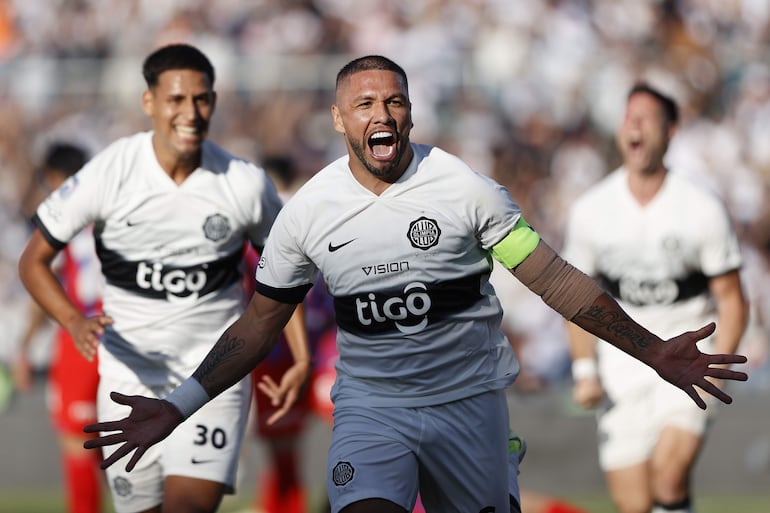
<box><xmin>490</xmin><ymin>218</ymin><xmax>541</xmax><ymax>269</ymax></box>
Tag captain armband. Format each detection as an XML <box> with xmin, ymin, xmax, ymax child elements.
<box><xmin>490</xmin><ymin>217</ymin><xmax>541</xmax><ymax>269</ymax></box>
<box><xmin>510</xmin><ymin>240</ymin><xmax>604</xmax><ymax>320</ymax></box>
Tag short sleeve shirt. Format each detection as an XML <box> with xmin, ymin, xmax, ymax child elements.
<box><xmin>256</xmin><ymin>144</ymin><xmax>523</xmax><ymax>407</ymax></box>
<box><xmin>34</xmin><ymin>131</ymin><xmax>282</xmax><ymax>386</ymax></box>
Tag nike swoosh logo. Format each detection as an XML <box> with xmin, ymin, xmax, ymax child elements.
<box><xmin>328</xmin><ymin>239</ymin><xmax>356</xmax><ymax>252</ymax></box>
<box><xmin>190</xmin><ymin>458</ymin><xmax>216</xmax><ymax>465</ymax></box>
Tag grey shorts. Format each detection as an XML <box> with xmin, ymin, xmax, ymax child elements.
<box><xmin>327</xmin><ymin>389</ymin><xmax>512</xmax><ymax>513</ymax></box>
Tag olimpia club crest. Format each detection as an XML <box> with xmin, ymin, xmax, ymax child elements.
<box><xmin>203</xmin><ymin>213</ymin><xmax>231</xmax><ymax>242</ymax></box>
<box><xmin>332</xmin><ymin>461</ymin><xmax>355</xmax><ymax>486</ymax></box>
<box><xmin>407</xmin><ymin>216</ymin><xmax>441</xmax><ymax>250</ymax></box>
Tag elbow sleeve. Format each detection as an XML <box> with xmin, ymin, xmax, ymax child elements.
<box><xmin>511</xmin><ymin>240</ymin><xmax>604</xmax><ymax>320</ymax></box>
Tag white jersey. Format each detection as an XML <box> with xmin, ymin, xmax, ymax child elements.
<box><xmin>34</xmin><ymin>131</ymin><xmax>282</xmax><ymax>387</ymax></box>
<box><xmin>562</xmin><ymin>167</ymin><xmax>742</xmax><ymax>397</ymax></box>
<box><xmin>256</xmin><ymin>144</ymin><xmax>522</xmax><ymax>408</ymax></box>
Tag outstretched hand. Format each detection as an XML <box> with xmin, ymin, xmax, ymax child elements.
<box><xmin>653</xmin><ymin>322</ymin><xmax>748</xmax><ymax>409</ymax></box>
<box><xmin>83</xmin><ymin>391</ymin><xmax>184</xmax><ymax>471</ymax></box>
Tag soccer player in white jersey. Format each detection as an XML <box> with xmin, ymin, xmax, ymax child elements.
<box><xmin>18</xmin><ymin>44</ymin><xmax>309</xmax><ymax>513</ymax></box>
<box><xmin>82</xmin><ymin>56</ymin><xmax>747</xmax><ymax>513</ymax></box>
<box><xmin>562</xmin><ymin>83</ymin><xmax>749</xmax><ymax>513</ymax></box>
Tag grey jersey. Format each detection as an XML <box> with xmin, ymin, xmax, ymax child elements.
<box><xmin>256</xmin><ymin>144</ymin><xmax>522</xmax><ymax>407</ymax></box>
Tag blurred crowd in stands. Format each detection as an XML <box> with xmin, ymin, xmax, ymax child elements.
<box><xmin>1</xmin><ymin>0</ymin><xmax>769</xmax><ymax>393</ymax></box>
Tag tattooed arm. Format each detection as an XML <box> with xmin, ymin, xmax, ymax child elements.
<box><xmin>83</xmin><ymin>293</ymin><xmax>298</xmax><ymax>471</ymax></box>
<box><xmin>569</xmin><ymin>293</ymin><xmax>745</xmax><ymax>408</ymax></box>
<box><xmin>192</xmin><ymin>293</ymin><xmax>298</xmax><ymax>396</ymax></box>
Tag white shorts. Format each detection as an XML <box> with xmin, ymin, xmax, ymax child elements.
<box><xmin>596</xmin><ymin>378</ymin><xmax>716</xmax><ymax>470</ymax></box>
<box><xmin>327</xmin><ymin>389</ymin><xmax>512</xmax><ymax>513</ymax></box>
<box><xmin>97</xmin><ymin>375</ymin><xmax>251</xmax><ymax>513</ymax></box>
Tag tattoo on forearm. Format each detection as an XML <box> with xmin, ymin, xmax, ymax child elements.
<box><xmin>577</xmin><ymin>305</ymin><xmax>651</xmax><ymax>351</ymax></box>
<box><xmin>193</xmin><ymin>332</ymin><xmax>245</xmax><ymax>386</ymax></box>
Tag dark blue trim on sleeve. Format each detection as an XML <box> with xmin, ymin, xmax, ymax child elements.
<box><xmin>32</xmin><ymin>214</ymin><xmax>67</xmax><ymax>250</ymax></box>
<box><xmin>255</xmin><ymin>280</ymin><xmax>313</xmax><ymax>304</ymax></box>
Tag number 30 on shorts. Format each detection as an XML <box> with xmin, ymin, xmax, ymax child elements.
<box><xmin>194</xmin><ymin>424</ymin><xmax>228</xmax><ymax>449</ymax></box>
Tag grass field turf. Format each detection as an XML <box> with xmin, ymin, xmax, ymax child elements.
<box><xmin>0</xmin><ymin>489</ymin><xmax>768</xmax><ymax>513</ymax></box>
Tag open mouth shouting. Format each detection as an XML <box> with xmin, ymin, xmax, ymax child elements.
<box><xmin>369</xmin><ymin>130</ymin><xmax>396</xmax><ymax>161</ymax></box>
<box><xmin>627</xmin><ymin>133</ymin><xmax>643</xmax><ymax>153</ymax></box>
<box><xmin>621</xmin><ymin>129</ymin><xmax>649</xmax><ymax>162</ymax></box>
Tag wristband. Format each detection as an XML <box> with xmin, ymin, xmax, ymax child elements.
<box><xmin>165</xmin><ymin>378</ymin><xmax>210</xmax><ymax>420</ymax></box>
<box><xmin>571</xmin><ymin>357</ymin><xmax>598</xmax><ymax>380</ymax></box>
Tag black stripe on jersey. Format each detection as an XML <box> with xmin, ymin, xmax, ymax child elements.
<box><xmin>32</xmin><ymin>214</ymin><xmax>67</xmax><ymax>250</ymax></box>
<box><xmin>333</xmin><ymin>272</ymin><xmax>486</xmax><ymax>336</ymax></box>
<box><xmin>95</xmin><ymin>239</ymin><xmax>243</xmax><ymax>300</ymax></box>
<box><xmin>255</xmin><ymin>280</ymin><xmax>314</xmax><ymax>304</ymax></box>
<box><xmin>598</xmin><ymin>271</ymin><xmax>709</xmax><ymax>306</ymax></box>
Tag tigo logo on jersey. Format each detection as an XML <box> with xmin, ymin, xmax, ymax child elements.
<box><xmin>618</xmin><ymin>277</ymin><xmax>679</xmax><ymax>305</ymax></box>
<box><xmin>136</xmin><ymin>262</ymin><xmax>207</xmax><ymax>302</ymax></box>
<box><xmin>355</xmin><ymin>282</ymin><xmax>431</xmax><ymax>334</ymax></box>
<box><xmin>407</xmin><ymin>216</ymin><xmax>441</xmax><ymax>250</ymax></box>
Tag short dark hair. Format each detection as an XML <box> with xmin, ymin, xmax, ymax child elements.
<box><xmin>336</xmin><ymin>55</ymin><xmax>408</xmax><ymax>93</ymax></box>
<box><xmin>628</xmin><ymin>82</ymin><xmax>678</xmax><ymax>124</ymax></box>
<box><xmin>142</xmin><ymin>43</ymin><xmax>215</xmax><ymax>88</ymax></box>
<box><xmin>43</xmin><ymin>143</ymin><xmax>88</xmax><ymax>177</ymax></box>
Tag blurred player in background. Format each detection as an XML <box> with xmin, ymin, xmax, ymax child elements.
<box><xmin>17</xmin><ymin>43</ymin><xmax>309</xmax><ymax>513</ymax></box>
<box><xmin>12</xmin><ymin>142</ymin><xmax>105</xmax><ymax>513</ymax></box>
<box><xmin>563</xmin><ymin>83</ymin><xmax>749</xmax><ymax>513</ymax></box>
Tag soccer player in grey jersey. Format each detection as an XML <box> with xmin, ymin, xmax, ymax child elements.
<box><xmin>83</xmin><ymin>56</ymin><xmax>748</xmax><ymax>513</ymax></box>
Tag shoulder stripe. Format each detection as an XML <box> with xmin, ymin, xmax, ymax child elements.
<box><xmin>255</xmin><ymin>280</ymin><xmax>313</xmax><ymax>304</ymax></box>
<box><xmin>32</xmin><ymin>214</ymin><xmax>67</xmax><ymax>250</ymax></box>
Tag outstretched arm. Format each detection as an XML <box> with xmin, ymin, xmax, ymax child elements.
<box><xmin>569</xmin><ymin>295</ymin><xmax>742</xmax><ymax>407</ymax></box>
<box><xmin>84</xmin><ymin>292</ymin><xmax>298</xmax><ymax>471</ymax></box>
<box><xmin>509</xmin><ymin>240</ymin><xmax>748</xmax><ymax>408</ymax></box>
